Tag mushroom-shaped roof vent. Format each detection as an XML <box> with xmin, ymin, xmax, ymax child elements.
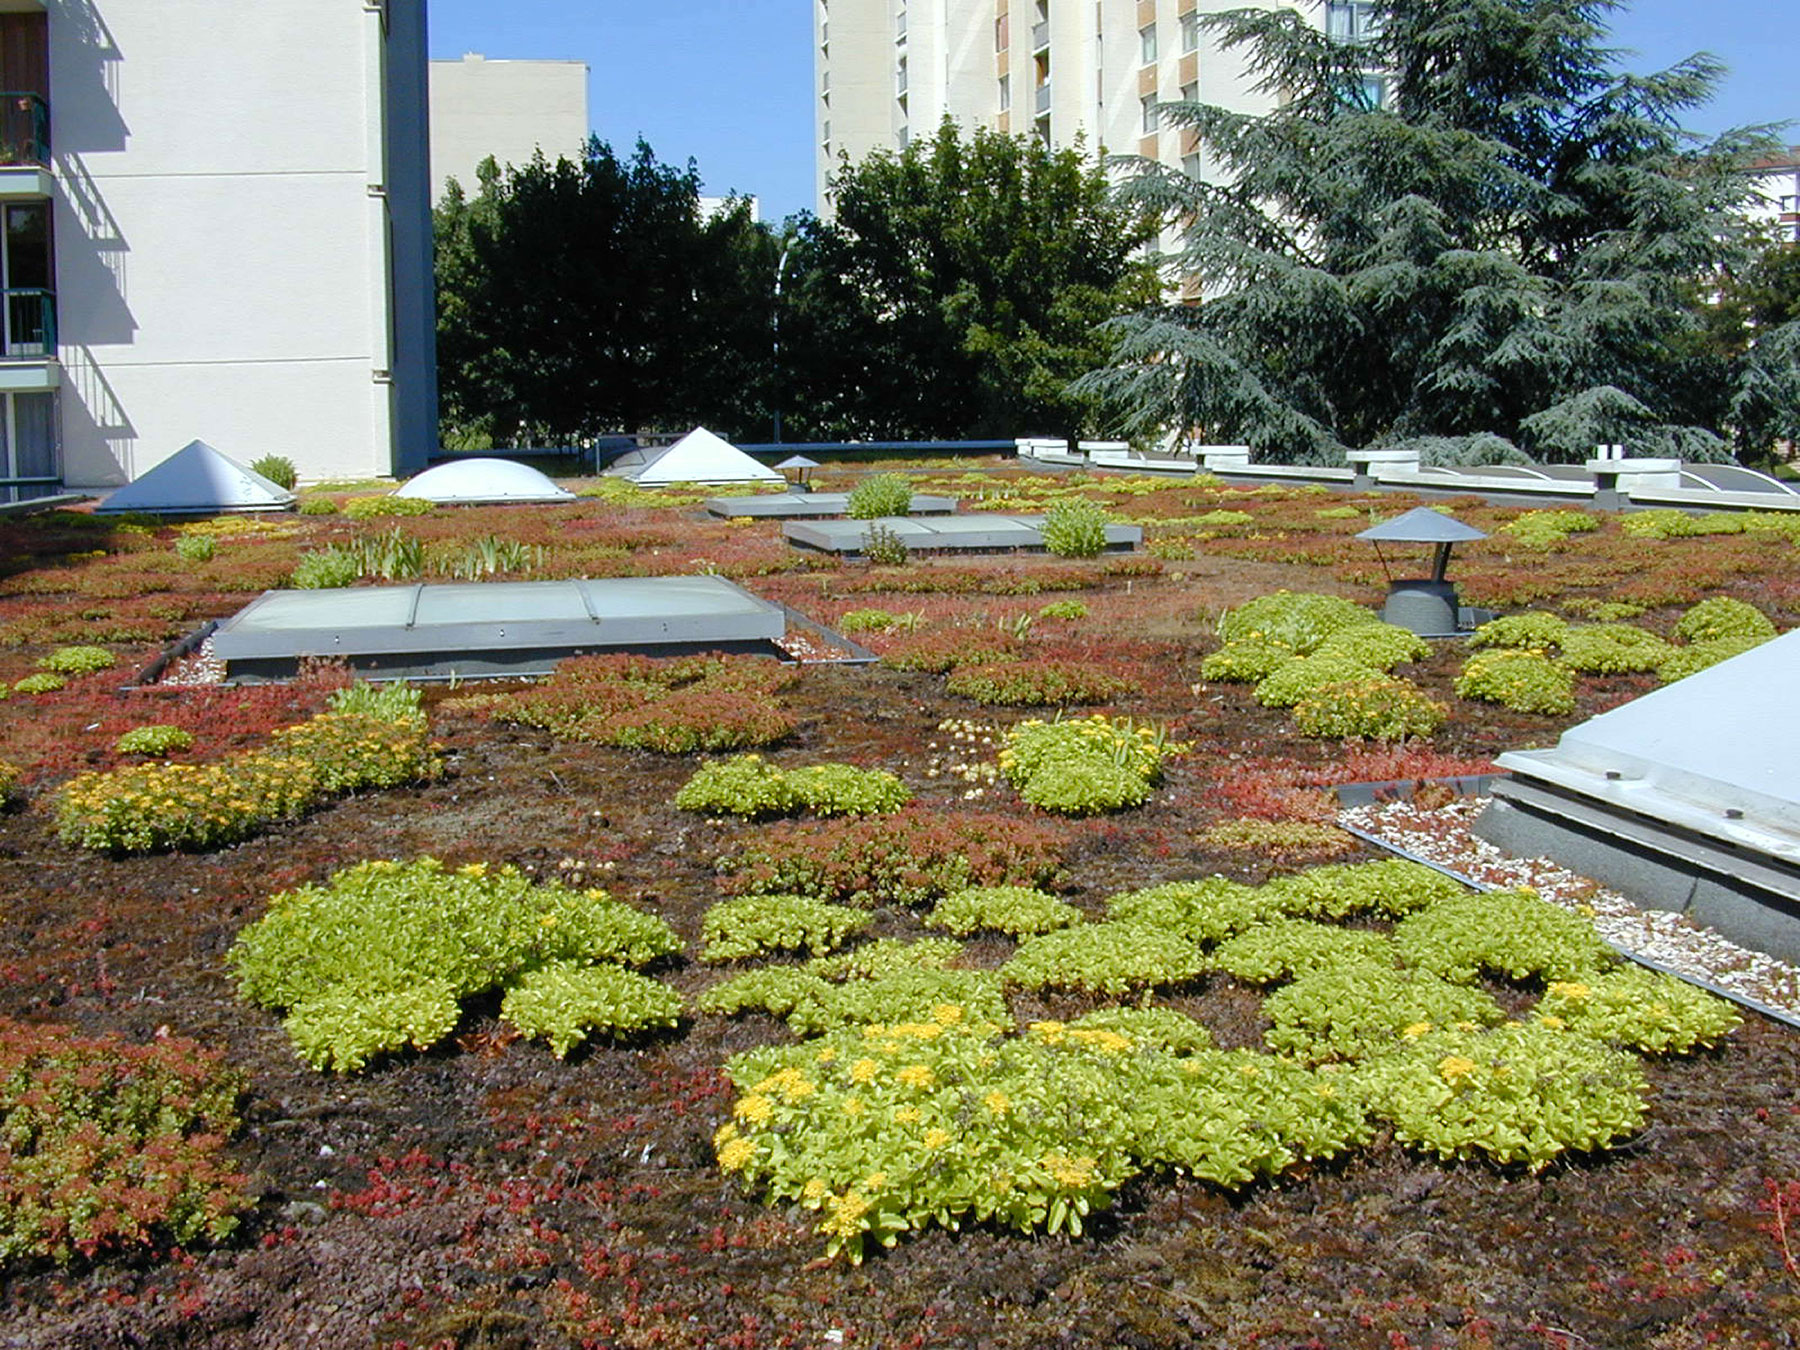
<box><xmin>1356</xmin><ymin>506</ymin><xmax>1487</xmax><ymax>543</ymax></box>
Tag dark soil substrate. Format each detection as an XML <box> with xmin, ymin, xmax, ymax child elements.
<box><xmin>0</xmin><ymin>627</ymin><xmax>1796</xmax><ymax>1347</ymax></box>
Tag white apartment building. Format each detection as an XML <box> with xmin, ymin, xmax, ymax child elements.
<box><xmin>0</xmin><ymin>0</ymin><xmax>437</xmax><ymax>500</ymax></box>
<box><xmin>1747</xmin><ymin>149</ymin><xmax>1799</xmax><ymax>245</ymax></box>
<box><xmin>428</xmin><ymin>53</ymin><xmax>590</xmax><ymax>201</ymax></box>
<box><xmin>814</xmin><ymin>0</ymin><xmax>1350</xmax><ymax>212</ymax></box>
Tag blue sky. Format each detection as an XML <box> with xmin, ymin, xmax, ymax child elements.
<box><xmin>427</xmin><ymin>0</ymin><xmax>1797</xmax><ymax>225</ymax></box>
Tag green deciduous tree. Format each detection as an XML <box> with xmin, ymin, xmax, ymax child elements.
<box><xmin>780</xmin><ymin>121</ymin><xmax>1161</xmax><ymax>442</ymax></box>
<box><xmin>1084</xmin><ymin>0</ymin><xmax>1785</xmax><ymax>464</ymax></box>
<box><xmin>434</xmin><ymin>139</ymin><xmax>777</xmax><ymax>446</ymax></box>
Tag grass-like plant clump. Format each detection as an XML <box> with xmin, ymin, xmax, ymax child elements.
<box><xmin>248</xmin><ymin>454</ymin><xmax>298</xmax><ymax>490</ymax></box>
<box><xmin>229</xmin><ymin>857</ymin><xmax>681</xmax><ymax>1070</ymax></box>
<box><xmin>1040</xmin><ymin>499</ymin><xmax>1111</xmax><ymax>558</ymax></box>
<box><xmin>0</xmin><ymin>1019</ymin><xmax>248</xmax><ymax>1265</ymax></box>
<box><xmin>836</xmin><ymin>607</ymin><xmax>918</xmax><ymax>634</ymax></box>
<box><xmin>846</xmin><ymin>474</ymin><xmax>913</xmax><ymax>519</ymax></box>
<box><xmin>860</xmin><ymin>522</ymin><xmax>911</xmax><ymax>565</ymax></box>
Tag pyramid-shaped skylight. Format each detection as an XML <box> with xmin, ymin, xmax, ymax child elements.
<box><xmin>608</xmin><ymin>428</ymin><xmax>782</xmax><ymax>485</ymax></box>
<box><xmin>96</xmin><ymin>441</ymin><xmax>296</xmax><ymax>515</ymax></box>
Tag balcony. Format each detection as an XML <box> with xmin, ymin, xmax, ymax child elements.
<box><xmin>1034</xmin><ymin>82</ymin><xmax>1051</xmax><ymax>114</ymax></box>
<box><xmin>1032</xmin><ymin>20</ymin><xmax>1049</xmax><ymax>51</ymax></box>
<box><xmin>0</xmin><ymin>94</ymin><xmax>51</xmax><ymax>200</ymax></box>
<box><xmin>0</xmin><ymin>288</ymin><xmax>56</xmax><ymax>382</ymax></box>
<box><xmin>0</xmin><ymin>92</ymin><xmax>48</xmax><ymax>166</ymax></box>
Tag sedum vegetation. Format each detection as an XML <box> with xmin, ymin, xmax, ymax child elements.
<box><xmin>229</xmin><ymin>858</ymin><xmax>682</xmax><ymax>1071</ymax></box>
<box><xmin>675</xmin><ymin>755</ymin><xmax>911</xmax><ymax>819</ymax></box>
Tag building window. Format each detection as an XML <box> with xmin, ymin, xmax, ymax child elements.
<box><xmin>1</xmin><ymin>202</ymin><xmax>51</xmax><ymax>359</ymax></box>
<box><xmin>895</xmin><ymin>8</ymin><xmax>906</xmax><ymax>41</ymax></box>
<box><xmin>1180</xmin><ymin>11</ymin><xmax>1199</xmax><ymax>53</ymax></box>
<box><xmin>1357</xmin><ymin>73</ymin><xmax>1389</xmax><ymax>108</ymax></box>
<box><xmin>896</xmin><ymin>56</ymin><xmax>907</xmax><ymax>96</ymax></box>
<box><xmin>995</xmin><ymin>12</ymin><xmax>1008</xmax><ymax>49</ymax></box>
<box><xmin>998</xmin><ymin>74</ymin><xmax>1011</xmax><ymax>111</ymax></box>
<box><xmin>1327</xmin><ymin>0</ymin><xmax>1382</xmax><ymax>44</ymax></box>
<box><xmin>1180</xmin><ymin>80</ymin><xmax>1197</xmax><ymax>105</ymax></box>
<box><xmin>822</xmin><ymin>119</ymin><xmax>830</xmax><ymax>144</ymax></box>
<box><xmin>0</xmin><ymin>391</ymin><xmax>58</xmax><ymax>502</ymax></box>
<box><xmin>1139</xmin><ymin>23</ymin><xmax>1156</xmax><ymax>64</ymax></box>
<box><xmin>1181</xmin><ymin>152</ymin><xmax>1202</xmax><ymax>179</ymax></box>
<box><xmin>898</xmin><ymin>124</ymin><xmax>910</xmax><ymax>149</ymax></box>
<box><xmin>1141</xmin><ymin>94</ymin><xmax>1159</xmax><ymax>134</ymax></box>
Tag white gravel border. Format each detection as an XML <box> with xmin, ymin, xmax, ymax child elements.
<box><xmin>1340</xmin><ymin>796</ymin><xmax>1800</xmax><ymax>1021</ymax></box>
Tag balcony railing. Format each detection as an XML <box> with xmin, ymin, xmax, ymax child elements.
<box><xmin>1032</xmin><ymin>20</ymin><xmax>1050</xmax><ymax>50</ymax></box>
<box><xmin>0</xmin><ymin>94</ymin><xmax>49</xmax><ymax>168</ymax></box>
<box><xmin>1034</xmin><ymin>82</ymin><xmax>1051</xmax><ymax>114</ymax></box>
<box><xmin>1</xmin><ymin>289</ymin><xmax>55</xmax><ymax>359</ymax></box>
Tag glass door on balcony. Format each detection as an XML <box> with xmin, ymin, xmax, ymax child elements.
<box><xmin>2</xmin><ymin>201</ymin><xmax>51</xmax><ymax>358</ymax></box>
<box><xmin>0</xmin><ymin>12</ymin><xmax>49</xmax><ymax>167</ymax></box>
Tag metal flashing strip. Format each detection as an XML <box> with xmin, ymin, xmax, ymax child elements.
<box><xmin>1335</xmin><ymin>816</ymin><xmax>1800</xmax><ymax>1033</ymax></box>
